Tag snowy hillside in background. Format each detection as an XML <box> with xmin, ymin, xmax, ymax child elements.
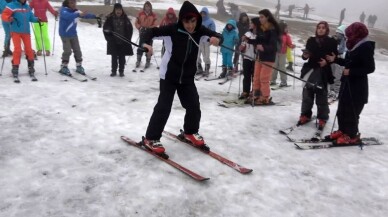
<box><xmin>1</xmin><ymin>1</ymin><xmax>388</xmax><ymax>217</ymax></box>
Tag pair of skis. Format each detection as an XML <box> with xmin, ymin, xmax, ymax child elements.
<box><xmin>279</xmin><ymin>118</ymin><xmax>383</xmax><ymax>149</ymax></box>
<box><xmin>57</xmin><ymin>70</ymin><xmax>97</xmax><ymax>82</ymax></box>
<box><xmin>121</xmin><ymin>131</ymin><xmax>253</xmax><ymax>181</ymax></box>
<box><xmin>218</xmin><ymin>99</ymin><xmax>290</xmax><ymax>108</ymax></box>
<box><xmin>13</xmin><ymin>73</ymin><xmax>38</xmax><ymax>83</ymax></box>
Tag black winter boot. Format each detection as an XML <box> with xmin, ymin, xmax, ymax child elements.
<box><xmin>27</xmin><ymin>60</ymin><xmax>35</xmax><ymax>75</ymax></box>
<box><xmin>219</xmin><ymin>65</ymin><xmax>227</xmax><ymax>78</ymax></box>
<box><xmin>197</xmin><ymin>63</ymin><xmax>203</xmax><ymax>74</ymax></box>
<box><xmin>11</xmin><ymin>65</ymin><xmax>19</xmax><ymax>77</ymax></box>
<box><xmin>286</xmin><ymin>62</ymin><xmax>294</xmax><ymax>71</ymax></box>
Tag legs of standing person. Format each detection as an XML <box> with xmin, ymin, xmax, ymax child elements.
<box><xmin>136</xmin><ymin>31</ymin><xmax>146</xmax><ymax>66</ymax></box>
<box><xmin>225</xmin><ymin>52</ymin><xmax>233</xmax><ymax>74</ymax></box>
<box><xmin>315</xmin><ymin>88</ymin><xmax>329</xmax><ymax>128</ymax></box>
<box><xmin>220</xmin><ymin>52</ymin><xmax>227</xmax><ymax>78</ymax></box>
<box><xmin>278</xmin><ymin>53</ymin><xmax>287</xmax><ymax>86</ymax></box>
<box><xmin>203</xmin><ymin>43</ymin><xmax>211</xmax><ymax>75</ymax></box>
<box><xmin>337</xmin><ymin>101</ymin><xmax>364</xmax><ymax>138</ymax></box>
<box><xmin>145</xmin><ymin>79</ymin><xmax>177</xmax><ymax>140</ymax></box>
<box><xmin>330</xmin><ymin>64</ymin><xmax>343</xmax><ymax>98</ymax></box>
<box><xmin>242</xmin><ymin>59</ymin><xmax>254</xmax><ymax>94</ymax></box>
<box><xmin>41</xmin><ymin>23</ymin><xmax>51</xmax><ymax>55</ymax></box>
<box><xmin>111</xmin><ymin>55</ymin><xmax>118</xmax><ymax>76</ymax></box>
<box><xmin>257</xmin><ymin>61</ymin><xmax>274</xmax><ymax>103</ymax></box>
<box><xmin>69</xmin><ymin>37</ymin><xmax>84</xmax><ymax>73</ymax></box>
<box><xmin>196</xmin><ymin>43</ymin><xmax>204</xmax><ymax>73</ymax></box>
<box><xmin>2</xmin><ymin>21</ymin><xmax>12</xmax><ymax>56</ymax></box>
<box><xmin>301</xmin><ymin>87</ymin><xmax>314</xmax><ymax>119</ymax></box>
<box><xmin>60</xmin><ymin>37</ymin><xmax>72</xmax><ymax>74</ymax></box>
<box><xmin>271</xmin><ymin>54</ymin><xmax>279</xmax><ymax>85</ymax></box>
<box><xmin>118</xmin><ymin>54</ymin><xmax>125</xmax><ymax>76</ymax></box>
<box><xmin>252</xmin><ymin>61</ymin><xmax>262</xmax><ymax>98</ymax></box>
<box><xmin>177</xmin><ymin>83</ymin><xmax>201</xmax><ymax>134</ymax></box>
<box><xmin>10</xmin><ymin>33</ymin><xmax>22</xmax><ymax>75</ymax></box>
<box><xmin>33</xmin><ymin>23</ymin><xmax>42</xmax><ymax>55</ymax></box>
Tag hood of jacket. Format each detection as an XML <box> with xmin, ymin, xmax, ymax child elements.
<box><xmin>177</xmin><ymin>1</ymin><xmax>202</xmax><ymax>32</ymax></box>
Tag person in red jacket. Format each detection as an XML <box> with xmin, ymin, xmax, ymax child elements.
<box><xmin>134</xmin><ymin>1</ymin><xmax>157</xmax><ymax>69</ymax></box>
<box><xmin>30</xmin><ymin>0</ymin><xmax>58</xmax><ymax>56</ymax></box>
<box><xmin>159</xmin><ymin>7</ymin><xmax>177</xmax><ymax>56</ymax></box>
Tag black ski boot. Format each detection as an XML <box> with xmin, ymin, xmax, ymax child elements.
<box><xmin>196</xmin><ymin>63</ymin><xmax>204</xmax><ymax>74</ymax></box>
<box><xmin>218</xmin><ymin>65</ymin><xmax>227</xmax><ymax>78</ymax></box>
<box><xmin>12</xmin><ymin>65</ymin><xmax>20</xmax><ymax>83</ymax></box>
<box><xmin>286</xmin><ymin>62</ymin><xmax>294</xmax><ymax>71</ymax></box>
<box><xmin>28</xmin><ymin>60</ymin><xmax>37</xmax><ymax>81</ymax></box>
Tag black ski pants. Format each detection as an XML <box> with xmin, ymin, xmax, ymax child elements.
<box><xmin>111</xmin><ymin>54</ymin><xmax>125</xmax><ymax>73</ymax></box>
<box><xmin>145</xmin><ymin>79</ymin><xmax>201</xmax><ymax>140</ymax></box>
<box><xmin>242</xmin><ymin>59</ymin><xmax>255</xmax><ymax>93</ymax></box>
<box><xmin>301</xmin><ymin>86</ymin><xmax>329</xmax><ymax>120</ymax></box>
<box><xmin>337</xmin><ymin>101</ymin><xmax>364</xmax><ymax>138</ymax></box>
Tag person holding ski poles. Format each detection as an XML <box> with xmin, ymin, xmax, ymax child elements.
<box><xmin>243</xmin><ymin>9</ymin><xmax>280</xmax><ymax>105</ymax></box>
<box><xmin>238</xmin><ymin>17</ymin><xmax>259</xmax><ymax>100</ymax></box>
<box><xmin>298</xmin><ymin>21</ymin><xmax>338</xmax><ymax>129</ymax></box>
<box><xmin>58</xmin><ymin>0</ymin><xmax>98</xmax><ymax>76</ymax></box>
<box><xmin>29</xmin><ymin>0</ymin><xmax>58</xmax><ymax>56</ymax></box>
<box><xmin>0</xmin><ymin>0</ymin><xmax>13</xmax><ymax>57</ymax></box>
<box><xmin>103</xmin><ymin>3</ymin><xmax>133</xmax><ymax>77</ymax></box>
<box><xmin>325</xmin><ymin>22</ymin><xmax>375</xmax><ymax>145</ymax></box>
<box><xmin>1</xmin><ymin>0</ymin><xmax>41</xmax><ymax>80</ymax></box>
<box><xmin>140</xmin><ymin>1</ymin><xmax>223</xmax><ymax>154</ymax></box>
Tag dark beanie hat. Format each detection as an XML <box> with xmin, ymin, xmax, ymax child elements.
<box><xmin>114</xmin><ymin>3</ymin><xmax>123</xmax><ymax>10</ymax></box>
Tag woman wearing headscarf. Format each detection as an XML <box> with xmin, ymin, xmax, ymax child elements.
<box><xmin>325</xmin><ymin>22</ymin><xmax>375</xmax><ymax>145</ymax></box>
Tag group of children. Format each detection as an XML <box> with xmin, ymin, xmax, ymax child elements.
<box><xmin>0</xmin><ymin>0</ymin><xmax>376</xmax><ymax>153</ymax></box>
<box><xmin>1</xmin><ymin>0</ymin><xmax>98</xmax><ymax>78</ymax></box>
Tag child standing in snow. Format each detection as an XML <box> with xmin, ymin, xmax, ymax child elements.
<box><xmin>29</xmin><ymin>0</ymin><xmax>58</xmax><ymax>56</ymax></box>
<box><xmin>103</xmin><ymin>3</ymin><xmax>133</xmax><ymax>77</ymax></box>
<box><xmin>1</xmin><ymin>0</ymin><xmax>40</xmax><ymax>80</ymax></box>
<box><xmin>58</xmin><ymin>0</ymin><xmax>97</xmax><ymax>76</ymax></box>
<box><xmin>325</xmin><ymin>22</ymin><xmax>375</xmax><ymax>145</ymax></box>
<box><xmin>239</xmin><ymin>17</ymin><xmax>258</xmax><ymax>99</ymax></box>
<box><xmin>219</xmin><ymin>19</ymin><xmax>238</xmax><ymax>78</ymax></box>
<box><xmin>271</xmin><ymin>21</ymin><xmax>295</xmax><ymax>87</ymax></box>
<box><xmin>298</xmin><ymin>21</ymin><xmax>338</xmax><ymax>129</ymax></box>
<box><xmin>134</xmin><ymin>1</ymin><xmax>157</xmax><ymax>69</ymax></box>
<box><xmin>140</xmin><ymin>1</ymin><xmax>223</xmax><ymax>155</ymax></box>
<box><xmin>0</xmin><ymin>0</ymin><xmax>13</xmax><ymax>57</ymax></box>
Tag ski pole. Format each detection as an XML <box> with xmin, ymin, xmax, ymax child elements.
<box><xmin>293</xmin><ymin>48</ymin><xmax>296</xmax><ymax>90</ymax></box>
<box><xmin>109</xmin><ymin>31</ymin><xmax>147</xmax><ymax>52</ymax></box>
<box><xmin>219</xmin><ymin>43</ymin><xmax>323</xmax><ymax>89</ymax></box>
<box><xmin>52</xmin><ymin>18</ymin><xmax>57</xmax><ymax>55</ymax></box>
<box><xmin>214</xmin><ymin>46</ymin><xmax>219</xmax><ymax>77</ymax></box>
<box><xmin>39</xmin><ymin>22</ymin><xmax>48</xmax><ymax>75</ymax></box>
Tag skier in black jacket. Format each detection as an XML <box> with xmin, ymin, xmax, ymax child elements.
<box><xmin>103</xmin><ymin>3</ymin><xmax>134</xmax><ymax>77</ymax></box>
<box><xmin>325</xmin><ymin>22</ymin><xmax>375</xmax><ymax>145</ymax></box>
<box><xmin>298</xmin><ymin>21</ymin><xmax>337</xmax><ymax>130</ymax></box>
<box><xmin>140</xmin><ymin>1</ymin><xmax>223</xmax><ymax>154</ymax></box>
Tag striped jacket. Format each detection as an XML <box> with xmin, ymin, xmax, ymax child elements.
<box><xmin>1</xmin><ymin>0</ymin><xmax>39</xmax><ymax>34</ymax></box>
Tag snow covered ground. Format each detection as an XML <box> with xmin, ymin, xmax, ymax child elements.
<box><xmin>1</xmin><ymin>1</ymin><xmax>388</xmax><ymax>217</ymax></box>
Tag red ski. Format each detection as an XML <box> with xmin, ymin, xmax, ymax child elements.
<box><xmin>163</xmin><ymin>131</ymin><xmax>253</xmax><ymax>174</ymax></box>
<box><xmin>121</xmin><ymin>136</ymin><xmax>209</xmax><ymax>182</ymax></box>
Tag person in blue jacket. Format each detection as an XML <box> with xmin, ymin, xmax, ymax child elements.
<box><xmin>2</xmin><ymin>0</ymin><xmax>40</xmax><ymax>78</ymax></box>
<box><xmin>0</xmin><ymin>0</ymin><xmax>13</xmax><ymax>57</ymax></box>
<box><xmin>196</xmin><ymin>7</ymin><xmax>215</xmax><ymax>76</ymax></box>
<box><xmin>219</xmin><ymin>19</ymin><xmax>238</xmax><ymax>78</ymax></box>
<box><xmin>58</xmin><ymin>0</ymin><xmax>97</xmax><ymax>75</ymax></box>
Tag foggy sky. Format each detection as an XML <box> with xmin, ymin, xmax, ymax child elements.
<box><xmin>246</xmin><ymin>0</ymin><xmax>388</xmax><ymax>29</ymax></box>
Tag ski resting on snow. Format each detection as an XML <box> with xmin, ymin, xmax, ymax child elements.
<box><xmin>121</xmin><ymin>136</ymin><xmax>210</xmax><ymax>181</ymax></box>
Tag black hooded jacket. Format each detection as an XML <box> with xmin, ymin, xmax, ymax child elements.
<box><xmin>145</xmin><ymin>1</ymin><xmax>223</xmax><ymax>84</ymax></box>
